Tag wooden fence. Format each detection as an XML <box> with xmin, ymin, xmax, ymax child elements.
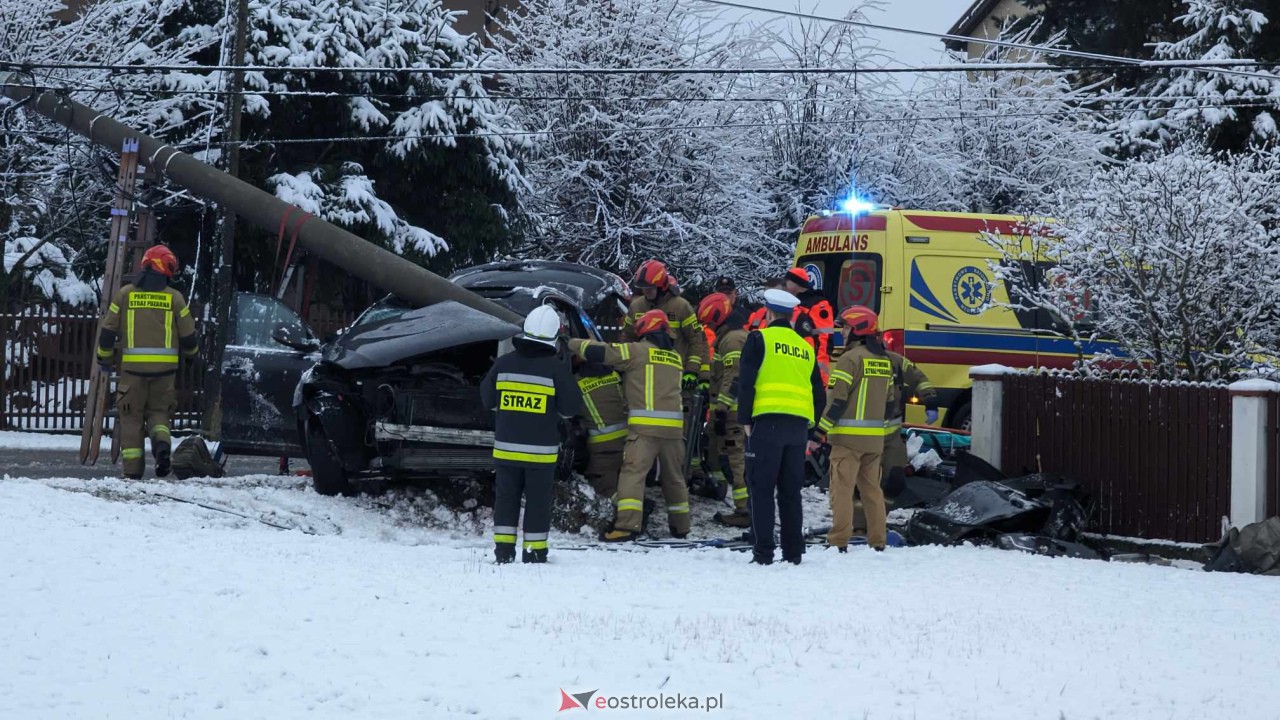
<box><xmin>1001</xmin><ymin>372</ymin><xmax>1233</xmax><ymax>543</ymax></box>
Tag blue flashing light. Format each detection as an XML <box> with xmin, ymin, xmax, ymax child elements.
<box><xmin>839</xmin><ymin>195</ymin><xmax>878</xmax><ymax>216</ymax></box>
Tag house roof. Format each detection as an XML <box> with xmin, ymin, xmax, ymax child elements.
<box><xmin>943</xmin><ymin>0</ymin><xmax>1004</xmax><ymax>50</ymax></box>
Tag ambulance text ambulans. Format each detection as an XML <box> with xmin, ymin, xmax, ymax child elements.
<box><xmin>793</xmin><ymin>208</ymin><xmax>1117</xmax><ymax>429</ymax></box>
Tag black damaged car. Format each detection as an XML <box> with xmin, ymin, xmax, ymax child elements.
<box><xmin>287</xmin><ymin>261</ymin><xmax>630</xmax><ymax>496</ymax></box>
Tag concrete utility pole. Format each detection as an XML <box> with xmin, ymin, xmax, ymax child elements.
<box><xmin>0</xmin><ymin>74</ymin><xmax>522</xmax><ymax>325</ymax></box>
<box><xmin>202</xmin><ymin>0</ymin><xmax>250</xmax><ymax>440</ymax></box>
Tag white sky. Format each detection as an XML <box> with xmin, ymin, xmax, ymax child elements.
<box><xmin>721</xmin><ymin>0</ymin><xmax>979</xmax><ymax>87</ymax></box>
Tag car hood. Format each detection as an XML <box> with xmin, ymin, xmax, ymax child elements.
<box><xmin>322</xmin><ymin>300</ymin><xmax>520</xmax><ymax>370</ymax></box>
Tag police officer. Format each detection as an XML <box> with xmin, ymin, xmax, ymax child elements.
<box><xmin>815</xmin><ymin>305</ymin><xmax>893</xmax><ymax>551</ymax></box>
<box><xmin>574</xmin><ymin>358</ymin><xmax>628</xmax><ymax>498</ymax></box>
<box><xmin>883</xmin><ymin>351</ymin><xmax>939</xmax><ymax>500</ymax></box>
<box><xmin>621</xmin><ymin>259</ymin><xmax>709</xmax><ymax>390</ymax></box>
<box><xmin>480</xmin><ymin>305</ymin><xmax>582</xmax><ymax>564</ymax></box>
<box><xmin>784</xmin><ymin>267</ymin><xmax>836</xmax><ymax>379</ymax></box>
<box><xmin>95</xmin><ymin>245</ymin><xmax>198</xmax><ymax>479</ymax></box>
<box><xmin>697</xmin><ymin>292</ymin><xmax>752</xmax><ymax>527</ymax></box>
<box><xmin>737</xmin><ymin>289</ymin><xmax>826</xmax><ymax>565</ymax></box>
<box><xmin>569</xmin><ymin>310</ymin><xmax>690</xmax><ymax>542</ymax></box>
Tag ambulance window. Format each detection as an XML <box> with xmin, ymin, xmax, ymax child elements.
<box><xmin>837</xmin><ymin>255</ymin><xmax>881</xmax><ymax>313</ymax></box>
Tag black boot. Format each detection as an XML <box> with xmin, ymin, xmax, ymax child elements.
<box><xmin>750</xmin><ymin>553</ymin><xmax>773</xmax><ymax>566</ymax></box>
<box><xmin>154</xmin><ymin>443</ymin><xmax>172</xmax><ymax>479</ymax></box>
<box><xmin>522</xmin><ymin>548</ymin><xmax>548</xmax><ymax>564</ymax></box>
<box><xmin>494</xmin><ymin>544</ymin><xmax>516</xmax><ymax>564</ymax></box>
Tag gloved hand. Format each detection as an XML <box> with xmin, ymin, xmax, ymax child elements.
<box><xmin>925</xmin><ymin>408</ymin><xmax>939</xmax><ymax>425</ymax></box>
<box><xmin>697</xmin><ymin>378</ymin><xmax>710</xmax><ymax>394</ymax></box>
<box><xmin>682</xmin><ymin>372</ymin><xmax>698</xmax><ymax>391</ymax></box>
<box><xmin>97</xmin><ymin>360</ymin><xmax>113</xmax><ymax>376</ymax></box>
<box><xmin>713</xmin><ymin>410</ymin><xmax>726</xmax><ymax>436</ymax></box>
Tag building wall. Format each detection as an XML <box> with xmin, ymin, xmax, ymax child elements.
<box><xmin>952</xmin><ymin>0</ymin><xmax>1032</xmax><ymax>60</ymax></box>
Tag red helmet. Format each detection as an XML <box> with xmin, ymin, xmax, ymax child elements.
<box><xmin>697</xmin><ymin>292</ymin><xmax>732</xmax><ymax>329</ymax></box>
<box><xmin>838</xmin><ymin>305</ymin><xmax>879</xmax><ymax>337</ymax></box>
<box><xmin>633</xmin><ymin>259</ymin><xmax>671</xmax><ymax>290</ymax></box>
<box><xmin>141</xmin><ymin>245</ymin><xmax>179</xmax><ymax>277</ymax></box>
<box><xmin>633</xmin><ymin>309</ymin><xmax>670</xmax><ymax>338</ymax></box>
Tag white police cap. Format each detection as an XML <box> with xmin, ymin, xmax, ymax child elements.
<box><xmin>763</xmin><ymin>288</ymin><xmax>800</xmax><ymax>313</ymax></box>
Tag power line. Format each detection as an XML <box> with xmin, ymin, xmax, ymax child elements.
<box><xmin>4</xmin><ymin>58</ymin><xmax>1280</xmax><ymax>78</ymax></box>
<box><xmin>692</xmin><ymin>0</ymin><xmax>1280</xmax><ymax>83</ymax></box>
<box><xmin>2</xmin><ymin>100</ymin><xmax>1255</xmax><ymax>148</ymax></box>
<box><xmin>10</xmin><ymin>81</ymin><xmax>1269</xmax><ymax>108</ymax></box>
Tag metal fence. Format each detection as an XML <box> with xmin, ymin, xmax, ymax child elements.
<box><xmin>1</xmin><ymin>303</ymin><xmax>358</xmax><ymax>434</ymax></box>
<box><xmin>1001</xmin><ymin>372</ymin><xmax>1233</xmax><ymax>543</ymax></box>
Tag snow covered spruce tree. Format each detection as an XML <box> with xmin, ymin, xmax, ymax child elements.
<box><xmin>1122</xmin><ymin>0</ymin><xmax>1280</xmax><ymax>153</ymax></box>
<box><xmin>200</xmin><ymin>0</ymin><xmax>527</xmax><ymax>279</ymax></box>
<box><xmin>0</xmin><ymin>0</ymin><xmax>219</xmax><ymax>306</ymax></box>
<box><xmin>1020</xmin><ymin>143</ymin><xmax>1280</xmax><ymax>380</ymax></box>
<box><xmin>492</xmin><ymin>0</ymin><xmax>773</xmax><ymax>283</ymax></box>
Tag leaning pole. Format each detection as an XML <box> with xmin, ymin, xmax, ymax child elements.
<box><xmin>0</xmin><ymin>74</ymin><xmax>523</xmax><ymax>324</ymax></box>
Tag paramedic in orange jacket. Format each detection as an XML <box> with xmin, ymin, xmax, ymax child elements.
<box><xmin>784</xmin><ymin>267</ymin><xmax>835</xmax><ymax>379</ymax></box>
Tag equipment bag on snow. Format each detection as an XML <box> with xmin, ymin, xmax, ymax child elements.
<box><xmin>172</xmin><ymin>436</ymin><xmax>226</xmax><ymax>480</ymax></box>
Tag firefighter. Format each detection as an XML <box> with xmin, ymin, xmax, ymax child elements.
<box><xmin>698</xmin><ymin>292</ymin><xmax>752</xmax><ymax>527</ymax></box>
<box><xmin>95</xmin><ymin>245</ymin><xmax>198</xmax><ymax>480</ymax></box>
<box><xmin>574</xmin><ymin>358</ymin><xmax>628</xmax><ymax>498</ymax></box>
<box><xmin>784</xmin><ymin>267</ymin><xmax>836</xmax><ymax>379</ymax></box>
<box><xmin>479</xmin><ymin>305</ymin><xmax>582</xmax><ymax>564</ymax></box>
<box><xmin>883</xmin><ymin>351</ymin><xmax>939</xmax><ymax>500</ymax></box>
<box><xmin>814</xmin><ymin>305</ymin><xmax>893</xmax><ymax>552</ymax></box>
<box><xmin>712</xmin><ymin>275</ymin><xmax>740</xmax><ymax>311</ymax></box>
<box><xmin>620</xmin><ymin>259</ymin><xmax>709</xmax><ymax>389</ymax></box>
<box><xmin>569</xmin><ymin>310</ymin><xmax>690</xmax><ymax>542</ymax></box>
<box><xmin>737</xmin><ymin>289</ymin><xmax>826</xmax><ymax>565</ymax></box>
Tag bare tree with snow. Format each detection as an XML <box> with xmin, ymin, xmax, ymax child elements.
<box><xmin>997</xmin><ymin>142</ymin><xmax>1280</xmax><ymax>381</ymax></box>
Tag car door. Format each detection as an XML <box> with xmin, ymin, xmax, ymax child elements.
<box><xmin>220</xmin><ymin>293</ymin><xmax>318</xmax><ymax>457</ymax></box>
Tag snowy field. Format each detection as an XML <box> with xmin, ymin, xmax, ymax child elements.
<box><xmin>2</xmin><ymin>473</ymin><xmax>1279</xmax><ymax>720</ymax></box>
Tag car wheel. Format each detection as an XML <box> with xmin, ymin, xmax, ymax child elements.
<box><xmin>947</xmin><ymin>403</ymin><xmax>973</xmax><ymax>433</ymax></box>
<box><xmin>305</xmin><ymin>414</ymin><xmax>356</xmax><ymax>497</ymax></box>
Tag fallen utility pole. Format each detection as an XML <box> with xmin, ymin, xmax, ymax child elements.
<box><xmin>0</xmin><ymin>74</ymin><xmax>523</xmax><ymax>325</ymax></box>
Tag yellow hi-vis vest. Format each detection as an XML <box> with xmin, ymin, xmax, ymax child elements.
<box><xmin>752</xmin><ymin>326</ymin><xmax>816</xmax><ymax>424</ymax></box>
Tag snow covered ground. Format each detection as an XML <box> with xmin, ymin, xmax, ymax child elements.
<box><xmin>2</xmin><ymin>473</ymin><xmax>1278</xmax><ymax>720</ymax></box>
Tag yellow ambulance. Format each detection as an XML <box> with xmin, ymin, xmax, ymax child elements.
<box><xmin>793</xmin><ymin>208</ymin><xmax>1117</xmax><ymax>429</ymax></box>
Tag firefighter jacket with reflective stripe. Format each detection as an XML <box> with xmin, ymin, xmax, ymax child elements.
<box><xmin>711</xmin><ymin>326</ymin><xmax>748</xmax><ymax>418</ymax></box>
<box><xmin>576</xmin><ymin>369</ymin><xmax>628</xmax><ymax>444</ymax></box>
<box><xmin>790</xmin><ymin>290</ymin><xmax>835</xmax><ymax>374</ymax></box>
<box><xmin>97</xmin><ymin>282</ymin><xmax>197</xmax><ymax>377</ymax></box>
<box><xmin>569</xmin><ymin>337</ymin><xmax>684</xmax><ymax>439</ymax></box>
<box><xmin>819</xmin><ymin>341</ymin><xmax>893</xmax><ymax>452</ymax></box>
<box><xmin>735</xmin><ymin>321</ymin><xmax>824</xmax><ymax>426</ymax></box>
<box><xmin>619</xmin><ymin>292</ymin><xmax>709</xmax><ymax>377</ymax></box>
<box><xmin>885</xmin><ymin>350</ymin><xmax>938</xmax><ymax>428</ymax></box>
<box><xmin>480</xmin><ymin>343</ymin><xmax>582</xmax><ymax>466</ymax></box>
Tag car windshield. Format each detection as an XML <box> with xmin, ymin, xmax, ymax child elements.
<box><xmin>352</xmin><ymin>303</ymin><xmax>411</xmax><ymax>328</ymax></box>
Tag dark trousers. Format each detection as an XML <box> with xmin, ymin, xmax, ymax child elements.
<box><xmin>493</xmin><ymin>463</ymin><xmax>556</xmax><ymax>553</ymax></box>
<box><xmin>745</xmin><ymin>414</ymin><xmax>809</xmax><ymax>562</ymax></box>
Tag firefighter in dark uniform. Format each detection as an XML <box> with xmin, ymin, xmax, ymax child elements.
<box><xmin>575</xmin><ymin>360</ymin><xmax>628</xmax><ymax>498</ymax></box>
<box><xmin>815</xmin><ymin>306</ymin><xmax>893</xmax><ymax>551</ymax></box>
<box><xmin>569</xmin><ymin>309</ymin><xmax>690</xmax><ymax>542</ymax></box>
<box><xmin>784</xmin><ymin>267</ymin><xmax>836</xmax><ymax>380</ymax></box>
<box><xmin>737</xmin><ymin>289</ymin><xmax>826</xmax><ymax>565</ymax></box>
<box><xmin>698</xmin><ymin>292</ymin><xmax>752</xmax><ymax>527</ymax></box>
<box><xmin>480</xmin><ymin>305</ymin><xmax>582</xmax><ymax>564</ymax></box>
<box><xmin>95</xmin><ymin>245</ymin><xmax>198</xmax><ymax>479</ymax></box>
<box><xmin>883</xmin><ymin>351</ymin><xmax>939</xmax><ymax>500</ymax></box>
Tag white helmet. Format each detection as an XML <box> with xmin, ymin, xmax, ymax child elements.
<box><xmin>521</xmin><ymin>305</ymin><xmax>561</xmax><ymax>347</ymax></box>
